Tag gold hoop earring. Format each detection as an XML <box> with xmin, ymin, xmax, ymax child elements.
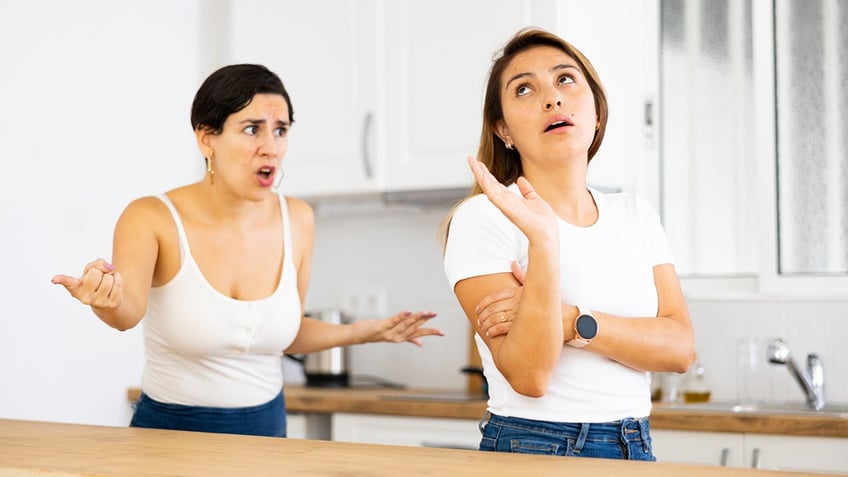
<box><xmin>206</xmin><ymin>156</ymin><xmax>215</xmax><ymax>185</ymax></box>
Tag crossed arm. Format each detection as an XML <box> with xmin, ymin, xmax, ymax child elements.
<box><xmin>455</xmin><ymin>158</ymin><xmax>694</xmax><ymax>398</ymax></box>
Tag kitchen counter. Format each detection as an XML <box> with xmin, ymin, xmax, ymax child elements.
<box><xmin>0</xmin><ymin>418</ymin><xmax>823</xmax><ymax>476</ymax></box>
<box><xmin>126</xmin><ymin>386</ymin><xmax>848</xmax><ymax>438</ymax></box>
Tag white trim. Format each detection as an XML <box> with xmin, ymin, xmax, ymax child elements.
<box><xmin>680</xmin><ymin>276</ymin><xmax>757</xmax><ymax>300</ymax></box>
<box><xmin>639</xmin><ymin>0</ymin><xmax>661</xmax><ymax>210</ymax></box>
<box><xmin>752</xmin><ymin>0</ymin><xmax>780</xmax><ymax>294</ymax></box>
<box><xmin>824</xmin><ymin>0</ymin><xmax>845</xmax><ymax>271</ymax></box>
<box><xmin>681</xmin><ymin>275</ymin><xmax>848</xmax><ymax>301</ymax></box>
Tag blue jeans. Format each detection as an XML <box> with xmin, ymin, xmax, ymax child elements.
<box><xmin>479</xmin><ymin>412</ymin><xmax>656</xmax><ymax>461</ymax></box>
<box><xmin>130</xmin><ymin>391</ymin><xmax>287</xmax><ymax>437</ymax></box>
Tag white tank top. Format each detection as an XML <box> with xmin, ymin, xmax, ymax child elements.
<box><xmin>140</xmin><ymin>194</ymin><xmax>302</xmax><ymax>407</ymax></box>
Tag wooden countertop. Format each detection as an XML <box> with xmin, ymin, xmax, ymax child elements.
<box><xmin>126</xmin><ymin>386</ymin><xmax>848</xmax><ymax>438</ymax></box>
<box><xmin>0</xmin><ymin>419</ymin><xmax>823</xmax><ymax>477</ymax></box>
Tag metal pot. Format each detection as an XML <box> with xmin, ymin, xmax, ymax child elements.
<box><xmin>285</xmin><ymin>309</ymin><xmax>353</xmax><ymax>387</ymax></box>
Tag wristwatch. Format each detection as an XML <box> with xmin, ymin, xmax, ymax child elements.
<box><xmin>567</xmin><ymin>306</ymin><xmax>598</xmax><ymax>348</ymax></box>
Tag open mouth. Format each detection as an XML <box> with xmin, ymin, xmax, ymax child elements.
<box><xmin>258</xmin><ymin>166</ymin><xmax>274</xmax><ymax>179</ymax></box>
<box><xmin>544</xmin><ymin>119</ymin><xmax>572</xmax><ymax>132</ymax></box>
<box><xmin>256</xmin><ymin>165</ymin><xmax>278</xmax><ymax>188</ymax></box>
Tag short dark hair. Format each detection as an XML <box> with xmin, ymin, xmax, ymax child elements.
<box><xmin>190</xmin><ymin>64</ymin><xmax>294</xmax><ymax>134</ymax></box>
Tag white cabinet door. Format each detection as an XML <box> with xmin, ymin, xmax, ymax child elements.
<box><xmin>286</xmin><ymin>413</ymin><xmax>307</xmax><ymax>439</ymax></box>
<box><xmin>287</xmin><ymin>413</ymin><xmax>332</xmax><ymax>440</ymax></box>
<box><xmin>382</xmin><ymin>0</ymin><xmax>557</xmax><ymax>191</ymax></box>
<box><xmin>332</xmin><ymin>413</ymin><xmax>480</xmax><ymax>450</ymax></box>
<box><xmin>226</xmin><ymin>0</ymin><xmax>654</xmax><ymax>198</ymax></box>
<box><xmin>229</xmin><ymin>0</ymin><xmax>379</xmax><ymax>198</ymax></box>
<box><xmin>743</xmin><ymin>434</ymin><xmax>848</xmax><ymax>474</ymax></box>
<box><xmin>652</xmin><ymin>429</ymin><xmax>848</xmax><ymax>474</ymax></box>
<box><xmin>555</xmin><ymin>0</ymin><xmax>660</xmax><ymax>203</ymax></box>
<box><xmin>650</xmin><ymin>429</ymin><xmax>744</xmax><ymax>467</ymax></box>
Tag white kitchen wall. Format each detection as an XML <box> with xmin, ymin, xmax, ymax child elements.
<box><xmin>0</xmin><ymin>1</ymin><xmax>204</xmax><ymax>426</ymax></box>
<box><xmin>285</xmin><ymin>203</ymin><xmax>470</xmax><ymax>391</ymax></box>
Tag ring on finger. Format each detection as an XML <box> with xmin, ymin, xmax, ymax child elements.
<box><xmin>500</xmin><ymin>314</ymin><xmax>508</xmax><ymax>323</ymax></box>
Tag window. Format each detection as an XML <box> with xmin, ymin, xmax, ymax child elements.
<box><xmin>774</xmin><ymin>0</ymin><xmax>848</xmax><ymax>276</ymax></box>
<box><xmin>659</xmin><ymin>0</ymin><xmax>848</xmax><ymax>295</ymax></box>
<box><xmin>659</xmin><ymin>0</ymin><xmax>848</xmax><ymax>296</ymax></box>
<box><xmin>660</xmin><ymin>0</ymin><xmax>756</xmax><ymax>278</ymax></box>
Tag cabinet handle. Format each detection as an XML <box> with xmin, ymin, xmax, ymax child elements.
<box><xmin>750</xmin><ymin>448</ymin><xmax>762</xmax><ymax>469</ymax></box>
<box><xmin>643</xmin><ymin>98</ymin><xmax>654</xmax><ymax>149</ymax></box>
<box><xmin>719</xmin><ymin>447</ymin><xmax>730</xmax><ymax>466</ymax></box>
<box><xmin>361</xmin><ymin>112</ymin><xmax>373</xmax><ymax>179</ymax></box>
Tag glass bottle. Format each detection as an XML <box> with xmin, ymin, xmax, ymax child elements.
<box><xmin>682</xmin><ymin>362</ymin><xmax>711</xmax><ymax>403</ymax></box>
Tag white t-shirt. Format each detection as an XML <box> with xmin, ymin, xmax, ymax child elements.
<box><xmin>141</xmin><ymin>194</ymin><xmax>302</xmax><ymax>407</ymax></box>
<box><xmin>444</xmin><ymin>185</ymin><xmax>674</xmax><ymax>422</ymax></box>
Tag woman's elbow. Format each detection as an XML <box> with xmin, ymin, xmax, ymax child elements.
<box><xmin>506</xmin><ymin>371</ymin><xmax>551</xmax><ymax>398</ymax></box>
<box><xmin>667</xmin><ymin>342</ymin><xmax>696</xmax><ymax>373</ymax></box>
<box><xmin>99</xmin><ymin>314</ymin><xmax>141</xmax><ymax>332</ymax></box>
<box><xmin>110</xmin><ymin>320</ymin><xmax>138</xmax><ymax>332</ymax></box>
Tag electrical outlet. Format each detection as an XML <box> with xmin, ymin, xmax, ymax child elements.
<box><xmin>342</xmin><ymin>287</ymin><xmax>387</xmax><ymax>319</ymax></box>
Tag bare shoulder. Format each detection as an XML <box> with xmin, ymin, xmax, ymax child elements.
<box><xmin>120</xmin><ymin>196</ymin><xmax>170</xmax><ymax>221</ymax></box>
<box><xmin>115</xmin><ymin>195</ymin><xmax>174</xmax><ymax>236</ymax></box>
<box><xmin>284</xmin><ymin>196</ymin><xmax>315</xmax><ymax>230</ymax></box>
<box><xmin>283</xmin><ymin>196</ymin><xmax>315</xmax><ymax>270</ymax></box>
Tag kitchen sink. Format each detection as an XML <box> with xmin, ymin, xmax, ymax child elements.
<box><xmin>660</xmin><ymin>400</ymin><xmax>848</xmax><ymax>417</ymax></box>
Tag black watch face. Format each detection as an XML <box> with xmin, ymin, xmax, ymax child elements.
<box><xmin>576</xmin><ymin>314</ymin><xmax>598</xmax><ymax>340</ymax></box>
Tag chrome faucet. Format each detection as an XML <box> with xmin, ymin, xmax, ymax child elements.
<box><xmin>765</xmin><ymin>338</ymin><xmax>825</xmax><ymax>411</ymax></box>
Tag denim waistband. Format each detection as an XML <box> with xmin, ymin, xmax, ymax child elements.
<box><xmin>130</xmin><ymin>390</ymin><xmax>287</xmax><ymax>437</ymax></box>
<box><xmin>479</xmin><ymin>412</ymin><xmax>652</xmax><ymax>452</ymax></box>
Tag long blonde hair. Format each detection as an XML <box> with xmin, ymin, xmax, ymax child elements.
<box><xmin>439</xmin><ymin>27</ymin><xmax>609</xmax><ymax>249</ymax></box>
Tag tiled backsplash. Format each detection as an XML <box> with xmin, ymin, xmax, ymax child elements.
<box><xmin>687</xmin><ymin>298</ymin><xmax>848</xmax><ymax>404</ymax></box>
<box><xmin>300</xmin><ymin>204</ymin><xmax>469</xmax><ymax>390</ymax></box>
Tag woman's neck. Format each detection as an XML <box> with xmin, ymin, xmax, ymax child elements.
<box><xmin>522</xmin><ymin>158</ymin><xmax>597</xmax><ymax>227</ymax></box>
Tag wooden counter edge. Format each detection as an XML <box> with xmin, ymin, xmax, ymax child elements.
<box><xmin>2</xmin><ymin>418</ymin><xmax>824</xmax><ymax>477</ymax></box>
<box><xmin>125</xmin><ymin>387</ymin><xmax>848</xmax><ymax>438</ymax></box>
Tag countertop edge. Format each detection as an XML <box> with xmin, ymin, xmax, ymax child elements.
<box><xmin>126</xmin><ymin>387</ymin><xmax>848</xmax><ymax>438</ymax></box>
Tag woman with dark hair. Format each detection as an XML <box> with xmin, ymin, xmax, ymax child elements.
<box><xmin>53</xmin><ymin>64</ymin><xmax>442</xmax><ymax>437</ymax></box>
<box><xmin>443</xmin><ymin>29</ymin><xmax>693</xmax><ymax>460</ymax></box>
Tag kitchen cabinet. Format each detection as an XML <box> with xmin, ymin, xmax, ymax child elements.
<box><xmin>331</xmin><ymin>413</ymin><xmax>480</xmax><ymax>450</ymax></box>
<box><xmin>381</xmin><ymin>0</ymin><xmax>557</xmax><ymax>192</ymax></box>
<box><xmin>229</xmin><ymin>0</ymin><xmax>380</xmax><ymax>198</ymax></box>
<box><xmin>743</xmin><ymin>434</ymin><xmax>847</xmax><ymax>474</ymax></box>
<box><xmin>553</xmin><ymin>0</ymin><xmax>660</xmax><ymax>202</ymax></box>
<box><xmin>651</xmin><ymin>430</ymin><xmax>745</xmax><ymax>467</ymax></box>
<box><xmin>286</xmin><ymin>413</ymin><xmax>307</xmax><ymax>439</ymax></box>
<box><xmin>228</xmin><ymin>0</ymin><xmax>557</xmax><ymax>199</ymax></box>
<box><xmin>287</xmin><ymin>413</ymin><xmax>332</xmax><ymax>440</ymax></box>
<box><xmin>651</xmin><ymin>429</ymin><xmax>848</xmax><ymax>474</ymax></box>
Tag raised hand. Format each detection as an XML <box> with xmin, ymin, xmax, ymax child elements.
<box><xmin>466</xmin><ymin>157</ymin><xmax>558</xmax><ymax>243</ymax></box>
<box><xmin>351</xmin><ymin>311</ymin><xmax>443</xmax><ymax>347</ymax></box>
<box><xmin>51</xmin><ymin>258</ymin><xmax>124</xmax><ymax>309</ymax></box>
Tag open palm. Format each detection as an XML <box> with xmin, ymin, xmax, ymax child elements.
<box><xmin>467</xmin><ymin>157</ymin><xmax>558</xmax><ymax>243</ymax></box>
